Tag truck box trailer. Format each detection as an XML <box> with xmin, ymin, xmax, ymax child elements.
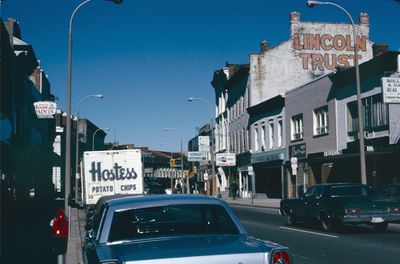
<box><xmin>82</xmin><ymin>149</ymin><xmax>143</xmax><ymax>205</ymax></box>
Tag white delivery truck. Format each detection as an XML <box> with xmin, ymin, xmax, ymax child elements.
<box><xmin>81</xmin><ymin>149</ymin><xmax>143</xmax><ymax>205</ymax></box>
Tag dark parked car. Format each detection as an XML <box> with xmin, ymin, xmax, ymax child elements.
<box><xmin>84</xmin><ymin>194</ymin><xmax>292</xmax><ymax>264</ymax></box>
<box><xmin>144</xmin><ymin>182</ymin><xmax>166</xmax><ymax>195</ymax></box>
<box><xmin>383</xmin><ymin>183</ymin><xmax>400</xmax><ymax>201</ymax></box>
<box><xmin>280</xmin><ymin>183</ymin><xmax>400</xmax><ymax>232</ymax></box>
<box><xmin>143</xmin><ymin>178</ymin><xmax>166</xmax><ymax>195</ymax></box>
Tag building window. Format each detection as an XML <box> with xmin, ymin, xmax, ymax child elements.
<box><xmin>245</xmin><ymin>129</ymin><xmax>249</xmax><ymax>152</ymax></box>
<box><xmin>269</xmin><ymin>122</ymin><xmax>274</xmax><ymax>149</ymax></box>
<box><xmin>230</xmin><ymin>132</ymin><xmax>233</xmax><ymax>152</ymax></box>
<box><xmin>347</xmin><ymin>95</ymin><xmax>389</xmax><ymax>133</ymax></box>
<box><xmin>241</xmin><ymin>96</ymin><xmax>245</xmax><ymax>114</ymax></box>
<box><xmin>261</xmin><ymin>123</ymin><xmax>266</xmax><ymax>151</ymax></box>
<box><xmin>239</xmin><ymin>129</ymin><xmax>244</xmax><ymax>153</ymax></box>
<box><xmin>277</xmin><ymin>119</ymin><xmax>283</xmax><ymax>147</ymax></box>
<box><xmin>291</xmin><ymin>114</ymin><xmax>303</xmax><ymax>141</ymax></box>
<box><xmin>254</xmin><ymin>125</ymin><xmax>259</xmax><ymax>151</ymax></box>
<box><xmin>233</xmin><ymin>131</ymin><xmax>237</xmax><ymax>154</ymax></box>
<box><xmin>347</xmin><ymin>103</ymin><xmax>358</xmax><ymax>133</ymax></box>
<box><xmin>364</xmin><ymin>95</ymin><xmax>389</xmax><ymax>130</ymax></box>
<box><xmin>313</xmin><ymin>106</ymin><xmax>328</xmax><ymax>136</ymax></box>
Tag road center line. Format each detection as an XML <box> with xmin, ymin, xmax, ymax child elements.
<box><xmin>279</xmin><ymin>226</ymin><xmax>339</xmax><ymax>238</ymax></box>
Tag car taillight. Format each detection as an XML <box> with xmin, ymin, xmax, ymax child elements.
<box><xmin>271</xmin><ymin>249</ymin><xmax>291</xmax><ymax>264</ymax></box>
<box><xmin>388</xmin><ymin>207</ymin><xmax>400</xmax><ymax>213</ymax></box>
<box><xmin>345</xmin><ymin>208</ymin><xmax>361</xmax><ymax>214</ymax></box>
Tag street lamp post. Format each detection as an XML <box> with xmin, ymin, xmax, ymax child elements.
<box><xmin>92</xmin><ymin>128</ymin><xmax>110</xmax><ymax>151</ymax></box>
<box><xmin>164</xmin><ymin>128</ymin><xmax>187</xmax><ymax>193</ymax></box>
<box><xmin>187</xmin><ymin>97</ymin><xmax>216</xmax><ymax>195</ymax></box>
<box><xmin>65</xmin><ymin>0</ymin><xmax>123</xmax><ymax>220</ymax></box>
<box><xmin>160</xmin><ymin>142</ymin><xmax>174</xmax><ymax>191</ymax></box>
<box><xmin>306</xmin><ymin>1</ymin><xmax>366</xmax><ymax>184</ymax></box>
<box><xmin>74</xmin><ymin>94</ymin><xmax>103</xmax><ymax>204</ymax></box>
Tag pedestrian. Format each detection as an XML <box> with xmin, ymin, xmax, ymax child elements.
<box><xmin>176</xmin><ymin>182</ymin><xmax>182</xmax><ymax>194</ymax></box>
<box><xmin>230</xmin><ymin>181</ymin><xmax>239</xmax><ymax>200</ymax></box>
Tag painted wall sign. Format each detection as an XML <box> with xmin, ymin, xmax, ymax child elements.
<box><xmin>293</xmin><ymin>33</ymin><xmax>367</xmax><ymax>71</ymax></box>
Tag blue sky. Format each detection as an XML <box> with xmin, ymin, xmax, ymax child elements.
<box><xmin>2</xmin><ymin>0</ymin><xmax>399</xmax><ymax>152</ymax></box>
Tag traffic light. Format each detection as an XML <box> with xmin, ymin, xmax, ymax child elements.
<box><xmin>169</xmin><ymin>159</ymin><xmax>175</xmax><ymax>168</ymax></box>
<box><xmin>193</xmin><ymin>166</ymin><xmax>197</xmax><ymax>174</ymax></box>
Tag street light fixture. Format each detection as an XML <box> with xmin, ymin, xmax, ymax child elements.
<box><xmin>159</xmin><ymin>142</ymin><xmax>174</xmax><ymax>191</ymax></box>
<box><xmin>306</xmin><ymin>1</ymin><xmax>367</xmax><ymax>184</ymax></box>
<box><xmin>164</xmin><ymin>128</ymin><xmax>187</xmax><ymax>194</ymax></box>
<box><xmin>187</xmin><ymin>97</ymin><xmax>216</xmax><ymax>195</ymax></box>
<box><xmin>65</xmin><ymin>0</ymin><xmax>123</xmax><ymax>220</ymax></box>
<box><xmin>74</xmin><ymin>94</ymin><xmax>103</xmax><ymax>204</ymax></box>
<box><xmin>92</xmin><ymin>128</ymin><xmax>110</xmax><ymax>151</ymax></box>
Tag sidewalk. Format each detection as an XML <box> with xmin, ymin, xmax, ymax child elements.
<box><xmin>223</xmin><ymin>196</ymin><xmax>281</xmax><ymax>209</ymax></box>
<box><xmin>66</xmin><ymin>206</ymin><xmax>86</xmax><ymax>264</ymax></box>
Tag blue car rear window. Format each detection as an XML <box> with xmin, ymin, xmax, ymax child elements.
<box><xmin>108</xmin><ymin>204</ymin><xmax>239</xmax><ymax>242</ymax></box>
<box><xmin>329</xmin><ymin>185</ymin><xmax>380</xmax><ymax>197</ymax></box>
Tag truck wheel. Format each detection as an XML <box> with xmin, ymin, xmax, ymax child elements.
<box><xmin>373</xmin><ymin>222</ymin><xmax>388</xmax><ymax>232</ymax></box>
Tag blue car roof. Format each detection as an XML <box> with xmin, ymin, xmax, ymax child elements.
<box><xmin>105</xmin><ymin>194</ymin><xmax>225</xmax><ymax>209</ymax></box>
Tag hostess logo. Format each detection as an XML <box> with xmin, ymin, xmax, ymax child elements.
<box><xmin>89</xmin><ymin>162</ymin><xmax>138</xmax><ymax>182</ymax></box>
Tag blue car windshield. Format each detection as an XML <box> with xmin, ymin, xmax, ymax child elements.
<box><xmin>108</xmin><ymin>204</ymin><xmax>239</xmax><ymax>242</ymax></box>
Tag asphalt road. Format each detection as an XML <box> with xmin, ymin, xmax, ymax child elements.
<box><xmin>231</xmin><ymin>205</ymin><xmax>400</xmax><ymax>264</ymax></box>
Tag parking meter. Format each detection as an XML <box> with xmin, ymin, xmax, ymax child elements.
<box><xmin>50</xmin><ymin>209</ymin><xmax>68</xmax><ymax>254</ymax></box>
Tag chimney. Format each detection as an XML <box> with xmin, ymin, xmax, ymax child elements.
<box><xmin>359</xmin><ymin>13</ymin><xmax>369</xmax><ymax>25</ymax></box>
<box><xmin>290</xmin><ymin>12</ymin><xmax>300</xmax><ymax>24</ymax></box>
<box><xmin>372</xmin><ymin>43</ymin><xmax>388</xmax><ymax>57</ymax></box>
<box><xmin>260</xmin><ymin>40</ymin><xmax>269</xmax><ymax>54</ymax></box>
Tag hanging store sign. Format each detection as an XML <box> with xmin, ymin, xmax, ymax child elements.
<box><xmin>382</xmin><ymin>77</ymin><xmax>400</xmax><ymax>103</ymax></box>
<box><xmin>289</xmin><ymin>143</ymin><xmax>306</xmax><ymax>158</ymax></box>
<box><xmin>216</xmin><ymin>153</ymin><xmax>236</xmax><ymax>166</ymax></box>
<box><xmin>188</xmin><ymin>151</ymin><xmax>208</xmax><ymax>162</ymax></box>
<box><xmin>198</xmin><ymin>136</ymin><xmax>210</xmax><ymax>152</ymax></box>
<box><xmin>34</xmin><ymin>101</ymin><xmax>57</xmax><ymax>119</ymax></box>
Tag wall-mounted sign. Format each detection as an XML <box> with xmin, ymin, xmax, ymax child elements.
<box><xmin>198</xmin><ymin>136</ymin><xmax>210</xmax><ymax>152</ymax></box>
<box><xmin>289</xmin><ymin>143</ymin><xmax>306</xmax><ymax>158</ymax></box>
<box><xmin>216</xmin><ymin>153</ymin><xmax>236</xmax><ymax>166</ymax></box>
<box><xmin>188</xmin><ymin>151</ymin><xmax>208</xmax><ymax>162</ymax></box>
<box><xmin>34</xmin><ymin>101</ymin><xmax>57</xmax><ymax>119</ymax></box>
<box><xmin>382</xmin><ymin>77</ymin><xmax>400</xmax><ymax>103</ymax></box>
<box><xmin>324</xmin><ymin>149</ymin><xmax>343</xmax><ymax>157</ymax></box>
